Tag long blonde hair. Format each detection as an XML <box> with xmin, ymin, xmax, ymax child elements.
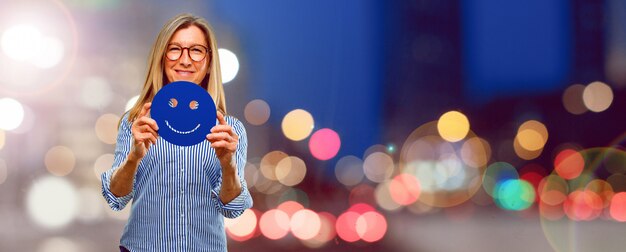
<box><xmin>127</xmin><ymin>13</ymin><xmax>226</xmax><ymax>122</ymax></box>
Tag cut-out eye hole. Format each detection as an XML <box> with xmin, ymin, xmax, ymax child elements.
<box><xmin>169</xmin><ymin>98</ymin><xmax>178</xmax><ymax>108</ymax></box>
<box><xmin>189</xmin><ymin>100</ymin><xmax>199</xmax><ymax>110</ymax></box>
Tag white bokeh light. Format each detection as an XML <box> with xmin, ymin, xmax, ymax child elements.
<box><xmin>26</xmin><ymin>176</ymin><xmax>79</xmax><ymax>229</ymax></box>
<box><xmin>218</xmin><ymin>48</ymin><xmax>239</xmax><ymax>83</ymax></box>
<box><xmin>31</xmin><ymin>36</ymin><xmax>65</xmax><ymax>69</ymax></box>
<box><xmin>0</xmin><ymin>98</ymin><xmax>25</xmax><ymax>131</ymax></box>
<box><xmin>125</xmin><ymin>95</ymin><xmax>139</xmax><ymax>111</ymax></box>
<box><xmin>1</xmin><ymin>24</ymin><xmax>43</xmax><ymax>61</ymax></box>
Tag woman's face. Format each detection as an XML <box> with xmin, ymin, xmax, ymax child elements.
<box><xmin>164</xmin><ymin>25</ymin><xmax>210</xmax><ymax>84</ymax></box>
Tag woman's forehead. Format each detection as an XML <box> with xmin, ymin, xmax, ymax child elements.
<box><xmin>169</xmin><ymin>25</ymin><xmax>208</xmax><ymax>46</ymax></box>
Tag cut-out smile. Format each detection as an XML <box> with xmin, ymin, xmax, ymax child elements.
<box><xmin>165</xmin><ymin>120</ymin><xmax>201</xmax><ymax>134</ymax></box>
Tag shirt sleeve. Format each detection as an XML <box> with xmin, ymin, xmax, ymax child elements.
<box><xmin>210</xmin><ymin>116</ymin><xmax>254</xmax><ymax>218</ymax></box>
<box><xmin>101</xmin><ymin>112</ymin><xmax>135</xmax><ymax>211</ymax></box>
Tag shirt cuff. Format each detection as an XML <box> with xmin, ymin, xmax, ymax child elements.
<box><xmin>101</xmin><ymin>169</ymin><xmax>133</xmax><ymax>211</ymax></box>
<box><xmin>211</xmin><ymin>184</ymin><xmax>249</xmax><ymax>211</ymax></box>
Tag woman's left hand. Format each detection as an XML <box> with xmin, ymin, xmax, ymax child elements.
<box><xmin>206</xmin><ymin>111</ymin><xmax>239</xmax><ymax>169</ymax></box>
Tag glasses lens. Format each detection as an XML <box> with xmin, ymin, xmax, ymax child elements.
<box><xmin>189</xmin><ymin>45</ymin><xmax>207</xmax><ymax>61</ymax></box>
<box><xmin>166</xmin><ymin>45</ymin><xmax>182</xmax><ymax>61</ymax></box>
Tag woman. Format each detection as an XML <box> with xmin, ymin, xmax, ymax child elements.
<box><xmin>101</xmin><ymin>13</ymin><xmax>253</xmax><ymax>252</ymax></box>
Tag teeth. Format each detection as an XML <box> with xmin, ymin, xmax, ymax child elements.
<box><xmin>165</xmin><ymin>120</ymin><xmax>200</xmax><ymax>134</ymax></box>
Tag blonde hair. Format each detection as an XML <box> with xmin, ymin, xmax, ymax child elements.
<box><xmin>127</xmin><ymin>13</ymin><xmax>226</xmax><ymax>122</ymax></box>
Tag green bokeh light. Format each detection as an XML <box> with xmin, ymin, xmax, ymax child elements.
<box><xmin>494</xmin><ymin>179</ymin><xmax>535</xmax><ymax>211</ymax></box>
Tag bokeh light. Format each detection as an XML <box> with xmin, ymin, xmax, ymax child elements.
<box><xmin>224</xmin><ymin>208</ymin><xmax>258</xmax><ymax>241</ymax></box>
<box><xmin>494</xmin><ymin>179</ymin><xmax>536</xmax><ymax>211</ymax></box>
<box><xmin>26</xmin><ymin>176</ymin><xmax>78</xmax><ymax>229</ymax></box>
<box><xmin>277</xmin><ymin>200</ymin><xmax>305</xmax><ymax>217</ymax></box>
<box><xmin>309</xmin><ymin>128</ymin><xmax>341</xmax><ymax>160</ymax></box>
<box><xmin>562</xmin><ymin>84</ymin><xmax>588</xmax><ymax>115</ymax></box>
<box><xmin>610</xmin><ymin>192</ymin><xmax>626</xmax><ymax>222</ymax></box>
<box><xmin>1</xmin><ymin>24</ymin><xmax>42</xmax><ymax>61</ymax></box>
<box><xmin>538</xmin><ymin>175</ymin><xmax>568</xmax><ymax>206</ymax></box>
<box><xmin>259</xmin><ymin>209</ymin><xmax>290</xmax><ymax>240</ymax></box>
<box><xmin>356</xmin><ymin>211</ymin><xmax>387</xmax><ymax>242</ymax></box>
<box><xmin>563</xmin><ymin>84</ymin><xmax>587</xmax><ymax>115</ymax></box>
<box><xmin>290</xmin><ymin>209</ymin><xmax>321</xmax><ymax>240</ymax></box>
<box><xmin>483</xmin><ymin>162</ymin><xmax>519</xmax><ymax>197</ymax></box>
<box><xmin>582</xmin><ymin>81</ymin><xmax>613</xmax><ymax>112</ymax></box>
<box><xmin>554</xmin><ymin>149</ymin><xmax>584</xmax><ymax>180</ymax></box>
<box><xmin>93</xmin><ymin>153</ymin><xmax>114</xmax><ymax>179</ymax></box>
<box><xmin>400</xmin><ymin>121</ymin><xmax>486</xmax><ymax>208</ymax></box>
<box><xmin>95</xmin><ymin>113</ymin><xmax>120</xmax><ymax>145</ymax></box>
<box><xmin>516</xmin><ymin>120</ymin><xmax>548</xmax><ymax>152</ymax></box>
<box><xmin>563</xmin><ymin>190</ymin><xmax>603</xmax><ymax>221</ymax></box>
<box><xmin>335</xmin><ymin>211</ymin><xmax>361</xmax><ymax>242</ymax></box>
<box><xmin>244</xmin><ymin>99</ymin><xmax>270</xmax><ymax>126</ymax></box>
<box><xmin>218</xmin><ymin>48</ymin><xmax>239</xmax><ymax>83</ymax></box>
<box><xmin>363</xmin><ymin>151</ymin><xmax>394</xmax><ymax>183</ymax></box>
<box><xmin>389</xmin><ymin>173</ymin><xmax>421</xmax><ymax>206</ymax></box>
<box><xmin>44</xmin><ymin>145</ymin><xmax>76</xmax><ymax>176</ymax></box>
<box><xmin>125</xmin><ymin>95</ymin><xmax>139</xmax><ymax>112</ymax></box>
<box><xmin>335</xmin><ymin>155</ymin><xmax>365</xmax><ymax>187</ymax></box>
<box><xmin>375</xmin><ymin>180</ymin><xmax>402</xmax><ymax>211</ymax></box>
<box><xmin>32</xmin><ymin>37</ymin><xmax>65</xmax><ymax>69</ymax></box>
<box><xmin>260</xmin><ymin>150</ymin><xmax>288</xmax><ymax>181</ymax></box>
<box><xmin>0</xmin><ymin>97</ymin><xmax>25</xmax><ymax>130</ymax></box>
<box><xmin>460</xmin><ymin>137</ymin><xmax>491</xmax><ymax>168</ymax></box>
<box><xmin>513</xmin><ymin>136</ymin><xmax>543</xmax><ymax>160</ymax></box>
<box><xmin>275</xmin><ymin>156</ymin><xmax>307</xmax><ymax>186</ymax></box>
<box><xmin>302</xmin><ymin>212</ymin><xmax>336</xmax><ymax>248</ymax></box>
<box><xmin>437</xmin><ymin>111</ymin><xmax>470</xmax><ymax>142</ymax></box>
<box><xmin>281</xmin><ymin>109</ymin><xmax>314</xmax><ymax>141</ymax></box>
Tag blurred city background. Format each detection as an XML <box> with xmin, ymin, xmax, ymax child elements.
<box><xmin>0</xmin><ymin>0</ymin><xmax>625</xmax><ymax>251</ymax></box>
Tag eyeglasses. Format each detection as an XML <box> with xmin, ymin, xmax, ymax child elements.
<box><xmin>165</xmin><ymin>43</ymin><xmax>210</xmax><ymax>62</ymax></box>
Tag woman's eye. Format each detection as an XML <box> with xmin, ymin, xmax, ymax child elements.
<box><xmin>189</xmin><ymin>101</ymin><xmax>199</xmax><ymax>110</ymax></box>
<box><xmin>169</xmin><ymin>98</ymin><xmax>178</xmax><ymax>108</ymax></box>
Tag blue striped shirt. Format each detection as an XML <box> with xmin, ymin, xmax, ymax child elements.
<box><xmin>101</xmin><ymin>113</ymin><xmax>253</xmax><ymax>252</ymax></box>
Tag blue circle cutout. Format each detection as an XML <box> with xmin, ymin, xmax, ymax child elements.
<box><xmin>151</xmin><ymin>81</ymin><xmax>217</xmax><ymax>146</ymax></box>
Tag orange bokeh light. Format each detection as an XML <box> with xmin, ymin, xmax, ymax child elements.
<box><xmin>554</xmin><ymin>149</ymin><xmax>585</xmax><ymax>180</ymax></box>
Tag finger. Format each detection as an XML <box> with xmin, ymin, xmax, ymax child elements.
<box><xmin>139</xmin><ymin>102</ymin><xmax>152</xmax><ymax>118</ymax></box>
<box><xmin>206</xmin><ymin>132</ymin><xmax>233</xmax><ymax>142</ymax></box>
<box><xmin>137</xmin><ymin>116</ymin><xmax>159</xmax><ymax>131</ymax></box>
<box><xmin>216</xmin><ymin>110</ymin><xmax>227</xmax><ymax>126</ymax></box>
<box><xmin>139</xmin><ymin>124</ymin><xmax>158</xmax><ymax>138</ymax></box>
<box><xmin>210</xmin><ymin>124</ymin><xmax>234</xmax><ymax>135</ymax></box>
<box><xmin>210</xmin><ymin>140</ymin><xmax>236</xmax><ymax>150</ymax></box>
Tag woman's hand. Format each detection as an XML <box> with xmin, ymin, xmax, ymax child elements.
<box><xmin>130</xmin><ymin>102</ymin><xmax>159</xmax><ymax>160</ymax></box>
<box><xmin>206</xmin><ymin>111</ymin><xmax>239</xmax><ymax>168</ymax></box>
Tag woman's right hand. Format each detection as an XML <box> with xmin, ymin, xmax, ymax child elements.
<box><xmin>130</xmin><ymin>102</ymin><xmax>159</xmax><ymax>160</ymax></box>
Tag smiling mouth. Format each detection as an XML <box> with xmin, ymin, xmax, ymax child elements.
<box><xmin>165</xmin><ymin>120</ymin><xmax>201</xmax><ymax>134</ymax></box>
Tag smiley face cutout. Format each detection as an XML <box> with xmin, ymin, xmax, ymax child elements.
<box><xmin>151</xmin><ymin>81</ymin><xmax>217</xmax><ymax>146</ymax></box>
